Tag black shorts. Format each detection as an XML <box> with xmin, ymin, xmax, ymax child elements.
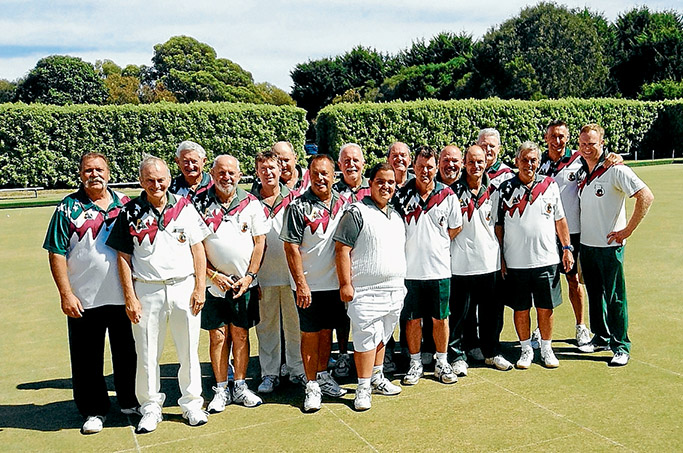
<box><xmin>296</xmin><ymin>289</ymin><xmax>346</xmax><ymax>333</ymax></box>
<box><xmin>201</xmin><ymin>287</ymin><xmax>260</xmax><ymax>330</ymax></box>
<box><xmin>506</xmin><ymin>265</ymin><xmax>562</xmax><ymax>311</ymax></box>
<box><xmin>402</xmin><ymin>278</ymin><xmax>451</xmax><ymax>321</ymax></box>
<box><xmin>557</xmin><ymin>233</ymin><xmax>581</xmax><ymax>276</ymax></box>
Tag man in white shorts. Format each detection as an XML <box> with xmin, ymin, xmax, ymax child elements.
<box><xmin>334</xmin><ymin>162</ymin><xmax>406</xmax><ymax>411</ymax></box>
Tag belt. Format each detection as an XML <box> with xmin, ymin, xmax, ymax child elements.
<box><xmin>133</xmin><ymin>274</ymin><xmax>194</xmax><ymax>286</ymax></box>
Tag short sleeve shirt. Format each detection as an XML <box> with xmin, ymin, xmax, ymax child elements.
<box><xmin>106</xmin><ymin>192</ymin><xmax>210</xmax><ymax>281</ymax></box>
<box><xmin>280</xmin><ymin>188</ymin><xmax>347</xmax><ymax>291</ymax></box>
<box><xmin>450</xmin><ymin>174</ymin><xmax>500</xmax><ymax>276</ymax></box>
<box><xmin>169</xmin><ymin>172</ymin><xmax>213</xmax><ymax>200</ymax></box>
<box><xmin>333</xmin><ymin>177</ymin><xmax>371</xmax><ymax>204</ymax></box>
<box><xmin>538</xmin><ymin>149</ymin><xmax>582</xmax><ymax>234</ymax></box>
<box><xmin>194</xmin><ymin>187</ymin><xmax>268</xmax><ymax>295</ymax></box>
<box><xmin>487</xmin><ymin>160</ymin><xmax>515</xmax><ymax>189</ymax></box>
<box><xmin>496</xmin><ymin>174</ymin><xmax>564</xmax><ymax>269</ymax></box>
<box><xmin>394</xmin><ymin>179</ymin><xmax>463</xmax><ymax>279</ymax></box>
<box><xmin>43</xmin><ymin>187</ymin><xmax>130</xmax><ymax>309</ymax></box>
<box><xmin>577</xmin><ymin>159</ymin><xmax>646</xmax><ymax>248</ymax></box>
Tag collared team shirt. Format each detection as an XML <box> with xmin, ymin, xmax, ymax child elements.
<box><xmin>450</xmin><ymin>173</ymin><xmax>501</xmax><ymax>276</ymax></box>
<box><xmin>394</xmin><ymin>179</ymin><xmax>463</xmax><ymax>280</ymax></box>
<box><xmin>169</xmin><ymin>172</ymin><xmax>213</xmax><ymax>200</ymax></box>
<box><xmin>538</xmin><ymin>149</ymin><xmax>583</xmax><ymax>234</ymax></box>
<box><xmin>495</xmin><ymin>174</ymin><xmax>565</xmax><ymax>269</ymax></box>
<box><xmin>106</xmin><ymin>192</ymin><xmax>210</xmax><ymax>281</ymax></box>
<box><xmin>194</xmin><ymin>187</ymin><xmax>269</xmax><ymax>296</ymax></box>
<box><xmin>577</xmin><ymin>158</ymin><xmax>646</xmax><ymax>248</ymax></box>
<box><xmin>43</xmin><ymin>186</ymin><xmax>130</xmax><ymax>309</ymax></box>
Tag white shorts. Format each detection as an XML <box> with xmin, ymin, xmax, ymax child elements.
<box><xmin>347</xmin><ymin>287</ymin><xmax>406</xmax><ymax>352</ymax></box>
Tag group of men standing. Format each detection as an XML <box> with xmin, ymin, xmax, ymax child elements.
<box><xmin>44</xmin><ymin>121</ymin><xmax>653</xmax><ymax>434</ymax></box>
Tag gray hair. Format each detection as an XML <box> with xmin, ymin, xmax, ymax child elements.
<box><xmin>516</xmin><ymin>141</ymin><xmax>541</xmax><ymax>159</ymax></box>
<box><xmin>176</xmin><ymin>140</ymin><xmax>206</xmax><ymax>158</ymax></box>
<box><xmin>477</xmin><ymin>128</ymin><xmax>501</xmax><ymax>144</ymax></box>
<box><xmin>212</xmin><ymin>154</ymin><xmax>241</xmax><ymax>171</ymax></box>
<box><xmin>139</xmin><ymin>155</ymin><xmax>170</xmax><ymax>178</ymax></box>
<box><xmin>387</xmin><ymin>141</ymin><xmax>411</xmax><ymax>157</ymax></box>
<box><xmin>339</xmin><ymin>142</ymin><xmax>362</xmax><ymax>159</ymax></box>
<box><xmin>271</xmin><ymin>141</ymin><xmax>294</xmax><ymax>154</ymax></box>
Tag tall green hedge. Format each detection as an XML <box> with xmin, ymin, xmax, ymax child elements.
<box><xmin>0</xmin><ymin>102</ymin><xmax>308</xmax><ymax>188</ymax></box>
<box><xmin>316</xmin><ymin>98</ymin><xmax>680</xmax><ymax>166</ymax></box>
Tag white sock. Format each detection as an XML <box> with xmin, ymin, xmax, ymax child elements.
<box><xmin>577</xmin><ymin>323</ymin><xmax>586</xmax><ymax>328</ymax></box>
<box><xmin>235</xmin><ymin>379</ymin><xmax>246</xmax><ymax>387</ymax></box>
<box><xmin>357</xmin><ymin>377</ymin><xmax>371</xmax><ymax>388</ymax></box>
<box><xmin>520</xmin><ymin>339</ymin><xmax>532</xmax><ymax>350</ymax></box>
<box><xmin>217</xmin><ymin>381</ymin><xmax>228</xmax><ymax>389</ymax></box>
<box><xmin>435</xmin><ymin>352</ymin><xmax>447</xmax><ymax>363</ymax></box>
<box><xmin>410</xmin><ymin>353</ymin><xmax>421</xmax><ymax>363</ymax></box>
<box><xmin>541</xmin><ymin>339</ymin><xmax>552</xmax><ymax>349</ymax></box>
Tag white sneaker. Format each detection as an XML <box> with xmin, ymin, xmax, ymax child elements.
<box><xmin>318</xmin><ymin>372</ymin><xmax>347</xmax><ymax>397</ymax></box>
<box><xmin>434</xmin><ymin>361</ymin><xmax>458</xmax><ymax>384</ymax></box>
<box><xmin>467</xmin><ymin>348</ymin><xmax>485</xmax><ymax>362</ymax></box>
<box><xmin>576</xmin><ymin>325</ymin><xmax>592</xmax><ymax>347</ymax></box>
<box><xmin>233</xmin><ymin>383</ymin><xmax>263</xmax><ymax>407</ymax></box>
<box><xmin>531</xmin><ymin>328</ymin><xmax>541</xmax><ymax>349</ymax></box>
<box><xmin>516</xmin><ymin>348</ymin><xmax>534</xmax><ymax>370</ymax></box>
<box><xmin>610</xmin><ymin>352</ymin><xmax>630</xmax><ymax>367</ymax></box>
<box><xmin>182</xmin><ymin>409</ymin><xmax>208</xmax><ymax>426</ymax></box>
<box><xmin>450</xmin><ymin>359</ymin><xmax>469</xmax><ymax>376</ymax></box>
<box><xmin>304</xmin><ymin>381</ymin><xmax>322</xmax><ymax>412</ymax></box>
<box><xmin>371</xmin><ymin>376</ymin><xmax>402</xmax><ymax>395</ymax></box>
<box><xmin>402</xmin><ymin>361</ymin><xmax>423</xmax><ymax>385</ymax></box>
<box><xmin>540</xmin><ymin>346</ymin><xmax>560</xmax><ymax>368</ymax></box>
<box><xmin>421</xmin><ymin>352</ymin><xmax>434</xmax><ymax>365</ymax></box>
<box><xmin>136</xmin><ymin>408</ymin><xmax>162</xmax><ymax>434</ymax></box>
<box><xmin>81</xmin><ymin>415</ymin><xmax>104</xmax><ymax>434</ymax></box>
<box><xmin>485</xmin><ymin>355</ymin><xmax>513</xmax><ymax>371</ymax></box>
<box><xmin>207</xmin><ymin>386</ymin><xmax>231</xmax><ymax>413</ymax></box>
<box><xmin>258</xmin><ymin>375</ymin><xmax>279</xmax><ymax>394</ymax></box>
<box><xmin>334</xmin><ymin>353</ymin><xmax>351</xmax><ymax>378</ymax></box>
<box><xmin>578</xmin><ymin>340</ymin><xmax>611</xmax><ymax>353</ymax></box>
<box><xmin>354</xmin><ymin>385</ymin><xmax>372</xmax><ymax>411</ymax></box>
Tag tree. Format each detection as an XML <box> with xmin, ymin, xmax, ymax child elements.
<box><xmin>16</xmin><ymin>55</ymin><xmax>108</xmax><ymax>105</ymax></box>
<box><xmin>397</xmin><ymin>32</ymin><xmax>474</xmax><ymax>67</ymax></box>
<box><xmin>378</xmin><ymin>57</ymin><xmax>470</xmax><ymax>101</ymax></box>
<box><xmin>151</xmin><ymin>36</ymin><xmax>260</xmax><ymax>103</ymax></box>
<box><xmin>104</xmin><ymin>74</ymin><xmax>141</xmax><ymax>104</ymax></box>
<box><xmin>254</xmin><ymin>82</ymin><xmax>295</xmax><ymax>106</ymax></box>
<box><xmin>613</xmin><ymin>7</ymin><xmax>683</xmax><ymax>97</ymax></box>
<box><xmin>469</xmin><ymin>2</ymin><xmax>611</xmax><ymax>99</ymax></box>
<box><xmin>291</xmin><ymin>58</ymin><xmax>346</xmax><ymax>118</ymax></box>
<box><xmin>0</xmin><ymin>79</ymin><xmax>16</xmax><ymax>103</ymax></box>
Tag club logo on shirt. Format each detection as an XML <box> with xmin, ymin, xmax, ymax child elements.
<box><xmin>174</xmin><ymin>228</ymin><xmax>187</xmax><ymax>243</ymax></box>
<box><xmin>567</xmin><ymin>172</ymin><xmax>576</xmax><ymax>181</ymax></box>
<box><xmin>595</xmin><ymin>185</ymin><xmax>605</xmax><ymax>197</ymax></box>
<box><xmin>545</xmin><ymin>203</ymin><xmax>553</xmax><ymax>215</ymax></box>
<box><xmin>241</xmin><ymin>222</ymin><xmax>249</xmax><ymax>233</ymax></box>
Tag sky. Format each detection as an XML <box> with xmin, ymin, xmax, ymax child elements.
<box><xmin>0</xmin><ymin>0</ymin><xmax>681</xmax><ymax>91</ymax></box>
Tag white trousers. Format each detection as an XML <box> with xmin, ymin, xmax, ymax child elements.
<box><xmin>255</xmin><ymin>285</ymin><xmax>304</xmax><ymax>377</ymax></box>
<box><xmin>132</xmin><ymin>278</ymin><xmax>203</xmax><ymax>415</ymax></box>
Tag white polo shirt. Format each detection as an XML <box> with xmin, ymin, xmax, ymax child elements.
<box><xmin>106</xmin><ymin>192</ymin><xmax>210</xmax><ymax>281</ymax></box>
<box><xmin>280</xmin><ymin>188</ymin><xmax>347</xmax><ymax>291</ymax></box>
<box><xmin>495</xmin><ymin>174</ymin><xmax>564</xmax><ymax>269</ymax></box>
<box><xmin>539</xmin><ymin>149</ymin><xmax>583</xmax><ymax>234</ymax></box>
<box><xmin>578</xmin><ymin>161</ymin><xmax>646</xmax><ymax>248</ymax></box>
<box><xmin>450</xmin><ymin>174</ymin><xmax>501</xmax><ymax>276</ymax></box>
<box><xmin>394</xmin><ymin>180</ymin><xmax>463</xmax><ymax>280</ymax></box>
<box><xmin>252</xmin><ymin>183</ymin><xmax>297</xmax><ymax>287</ymax></box>
<box><xmin>194</xmin><ymin>187</ymin><xmax>269</xmax><ymax>296</ymax></box>
<box><xmin>43</xmin><ymin>187</ymin><xmax>130</xmax><ymax>309</ymax></box>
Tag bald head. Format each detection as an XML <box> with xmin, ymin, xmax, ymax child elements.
<box><xmin>211</xmin><ymin>154</ymin><xmax>241</xmax><ymax>197</ymax></box>
<box><xmin>438</xmin><ymin>145</ymin><xmax>463</xmax><ymax>185</ymax></box>
<box><xmin>338</xmin><ymin>143</ymin><xmax>365</xmax><ymax>187</ymax></box>
<box><xmin>464</xmin><ymin>145</ymin><xmax>487</xmax><ymax>182</ymax></box>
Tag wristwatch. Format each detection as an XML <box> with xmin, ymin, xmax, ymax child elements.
<box><xmin>246</xmin><ymin>271</ymin><xmax>258</xmax><ymax>280</ymax></box>
<box><xmin>562</xmin><ymin>245</ymin><xmax>574</xmax><ymax>252</ymax></box>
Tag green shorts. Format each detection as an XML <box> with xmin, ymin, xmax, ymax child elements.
<box><xmin>401</xmin><ymin>278</ymin><xmax>451</xmax><ymax>321</ymax></box>
<box><xmin>296</xmin><ymin>290</ymin><xmax>345</xmax><ymax>333</ymax></box>
<box><xmin>506</xmin><ymin>265</ymin><xmax>562</xmax><ymax>311</ymax></box>
<box><xmin>201</xmin><ymin>287</ymin><xmax>259</xmax><ymax>330</ymax></box>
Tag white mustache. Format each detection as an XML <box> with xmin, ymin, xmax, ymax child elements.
<box><xmin>86</xmin><ymin>176</ymin><xmax>106</xmax><ymax>185</ymax></box>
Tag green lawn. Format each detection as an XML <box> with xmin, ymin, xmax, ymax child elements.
<box><xmin>0</xmin><ymin>165</ymin><xmax>681</xmax><ymax>452</ymax></box>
